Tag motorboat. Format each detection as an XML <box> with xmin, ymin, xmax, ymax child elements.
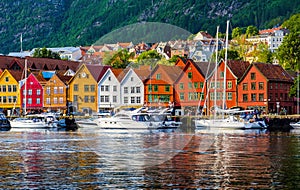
<box><xmin>290</xmin><ymin>121</ymin><xmax>300</xmax><ymax>129</ymax></box>
<box><xmin>75</xmin><ymin>118</ymin><xmax>98</xmax><ymax>128</ymax></box>
<box><xmin>95</xmin><ymin>111</ymin><xmax>163</xmax><ymax>130</ymax></box>
<box><xmin>10</xmin><ymin>114</ymin><xmax>57</xmax><ymax>128</ymax></box>
<box><xmin>0</xmin><ymin>112</ymin><xmax>11</xmax><ymax>130</ymax></box>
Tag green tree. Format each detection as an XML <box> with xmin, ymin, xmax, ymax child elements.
<box><xmin>289</xmin><ymin>75</ymin><xmax>300</xmax><ymax>98</ymax></box>
<box><xmin>276</xmin><ymin>32</ymin><xmax>300</xmax><ymax>71</ymax></box>
<box><xmin>218</xmin><ymin>49</ymin><xmax>242</xmax><ymax>61</ymax></box>
<box><xmin>105</xmin><ymin>49</ymin><xmax>135</xmax><ymax>68</ymax></box>
<box><xmin>255</xmin><ymin>43</ymin><xmax>273</xmax><ymax>63</ymax></box>
<box><xmin>33</xmin><ymin>47</ymin><xmax>61</xmax><ymax>59</ymax></box>
<box><xmin>245</xmin><ymin>25</ymin><xmax>259</xmax><ymax>37</ymax></box>
<box><xmin>137</xmin><ymin>50</ymin><xmax>162</xmax><ymax>65</ymax></box>
<box><xmin>232</xmin><ymin>27</ymin><xmax>243</xmax><ymax>38</ymax></box>
<box><xmin>282</xmin><ymin>13</ymin><xmax>300</xmax><ymax>33</ymax></box>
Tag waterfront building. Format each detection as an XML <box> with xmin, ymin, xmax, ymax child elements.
<box><xmin>238</xmin><ymin>62</ymin><xmax>294</xmax><ymax>114</ymax></box>
<box><xmin>68</xmin><ymin>64</ymin><xmax>110</xmax><ymax>114</ymax></box>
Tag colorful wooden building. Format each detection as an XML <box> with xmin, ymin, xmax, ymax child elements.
<box><xmin>238</xmin><ymin>62</ymin><xmax>294</xmax><ymax>114</ymax></box>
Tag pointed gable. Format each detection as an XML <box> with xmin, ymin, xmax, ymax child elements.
<box><xmin>227</xmin><ymin>60</ymin><xmax>250</xmax><ymax>79</ymax></box>
<box><xmin>85</xmin><ymin>64</ymin><xmax>111</xmax><ymax>82</ymax></box>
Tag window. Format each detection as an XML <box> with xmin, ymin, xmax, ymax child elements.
<box><xmin>165</xmin><ymin>85</ymin><xmax>170</xmax><ymax>92</ymax></box>
<box><xmin>105</xmin><ymin>86</ymin><xmax>109</xmax><ymax>92</ymax></box>
<box><xmin>188</xmin><ymin>72</ymin><xmax>192</xmax><ymax>79</ymax></box>
<box><xmin>131</xmin><ymin>97</ymin><xmax>135</xmax><ymax>103</ymax></box>
<box><xmin>251</xmin><ymin>82</ymin><xmax>256</xmax><ymax>90</ymax></box>
<box><xmin>136</xmin><ymin>97</ymin><xmax>141</xmax><ymax>103</ymax></box>
<box><xmin>5</xmin><ymin>77</ymin><xmax>9</xmax><ymax>82</ymax></box>
<box><xmin>188</xmin><ymin>92</ymin><xmax>193</xmax><ymax>100</ymax></box>
<box><xmin>90</xmin><ymin>85</ymin><xmax>95</xmax><ymax>92</ymax></box>
<box><xmin>113</xmin><ymin>96</ymin><xmax>117</xmax><ymax>103</ymax></box>
<box><xmin>101</xmin><ymin>85</ymin><xmax>105</xmax><ymax>92</ymax></box>
<box><xmin>73</xmin><ymin>95</ymin><xmax>78</xmax><ymax>102</ymax></box>
<box><xmin>113</xmin><ymin>85</ymin><xmax>117</xmax><ymax>92</ymax></box>
<box><xmin>210</xmin><ymin>92</ymin><xmax>215</xmax><ymax>100</ymax></box>
<box><xmin>259</xmin><ymin>82</ymin><xmax>264</xmax><ymax>90</ymax></box>
<box><xmin>227</xmin><ymin>92</ymin><xmax>232</xmax><ymax>100</ymax></box>
<box><xmin>227</xmin><ymin>81</ymin><xmax>232</xmax><ymax>89</ymax></box>
<box><xmin>148</xmin><ymin>95</ymin><xmax>152</xmax><ymax>103</ymax></box>
<box><xmin>59</xmin><ymin>87</ymin><xmax>64</xmax><ymax>94</ymax></box>
<box><xmin>74</xmin><ymin>84</ymin><xmax>78</xmax><ymax>91</ymax></box>
<box><xmin>124</xmin><ymin>87</ymin><xmax>128</xmax><ymax>93</ymax></box>
<box><xmin>154</xmin><ymin>85</ymin><xmax>158</xmax><ymax>92</ymax></box>
<box><xmin>105</xmin><ymin>96</ymin><xmax>109</xmax><ymax>102</ymax></box>
<box><xmin>154</xmin><ymin>95</ymin><xmax>159</xmax><ymax>102</ymax></box>
<box><xmin>8</xmin><ymin>96</ymin><xmax>12</xmax><ymax>103</ymax></box>
<box><xmin>54</xmin><ymin>97</ymin><xmax>58</xmax><ymax>104</ymax></box>
<box><xmin>179</xmin><ymin>92</ymin><xmax>184</xmax><ymax>100</ymax></box>
<box><xmin>159</xmin><ymin>95</ymin><xmax>170</xmax><ymax>102</ymax></box>
<box><xmin>188</xmin><ymin>82</ymin><xmax>192</xmax><ymax>89</ymax></box>
<box><xmin>194</xmin><ymin>82</ymin><xmax>198</xmax><ymax>89</ymax></box>
<box><xmin>148</xmin><ymin>85</ymin><xmax>152</xmax><ymax>92</ymax></box>
<box><xmin>131</xmin><ymin>87</ymin><xmax>135</xmax><ymax>93</ymax></box>
<box><xmin>200</xmin><ymin>82</ymin><xmax>204</xmax><ymax>89</ymax></box>
<box><xmin>156</xmin><ymin>73</ymin><xmax>161</xmax><ymax>80</ymax></box>
<box><xmin>36</xmin><ymin>89</ymin><xmax>41</xmax><ymax>95</ymax></box>
<box><xmin>251</xmin><ymin>93</ymin><xmax>256</xmax><ymax>101</ymax></box>
<box><xmin>59</xmin><ymin>97</ymin><xmax>63</xmax><ymax>104</ymax></box>
<box><xmin>243</xmin><ymin>94</ymin><xmax>248</xmax><ymax>102</ymax></box>
<box><xmin>84</xmin><ymin>96</ymin><xmax>89</xmax><ymax>103</ymax></box>
<box><xmin>28</xmin><ymin>89</ymin><xmax>32</xmax><ymax>95</ymax></box>
<box><xmin>90</xmin><ymin>96</ymin><xmax>95</xmax><ymax>103</ymax></box>
<box><xmin>54</xmin><ymin>87</ymin><xmax>58</xmax><ymax>94</ymax></box>
<box><xmin>28</xmin><ymin>98</ymin><xmax>32</xmax><ymax>105</ymax></box>
<box><xmin>220</xmin><ymin>71</ymin><xmax>224</xmax><ymax>78</ymax></box>
<box><xmin>124</xmin><ymin>97</ymin><xmax>128</xmax><ymax>104</ymax></box>
<box><xmin>179</xmin><ymin>83</ymin><xmax>184</xmax><ymax>89</ymax></box>
<box><xmin>46</xmin><ymin>98</ymin><xmax>50</xmax><ymax>104</ymax></box>
<box><xmin>250</xmin><ymin>73</ymin><xmax>256</xmax><ymax>80</ymax></box>
<box><xmin>84</xmin><ymin>85</ymin><xmax>89</xmax><ymax>92</ymax></box>
<box><xmin>136</xmin><ymin>87</ymin><xmax>141</xmax><ymax>93</ymax></box>
<box><xmin>3</xmin><ymin>96</ymin><xmax>6</xmax><ymax>103</ymax></box>
<box><xmin>46</xmin><ymin>87</ymin><xmax>50</xmax><ymax>95</ymax></box>
<box><xmin>8</xmin><ymin>85</ymin><xmax>12</xmax><ymax>92</ymax></box>
<box><xmin>2</xmin><ymin>86</ymin><xmax>6</xmax><ymax>92</ymax></box>
<box><xmin>13</xmin><ymin>96</ymin><xmax>17</xmax><ymax>103</ymax></box>
<box><xmin>259</xmin><ymin>93</ymin><xmax>264</xmax><ymax>101</ymax></box>
<box><xmin>131</xmin><ymin>77</ymin><xmax>134</xmax><ymax>81</ymax></box>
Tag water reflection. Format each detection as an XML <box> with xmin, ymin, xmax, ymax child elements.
<box><xmin>0</xmin><ymin>127</ymin><xmax>299</xmax><ymax>189</ymax></box>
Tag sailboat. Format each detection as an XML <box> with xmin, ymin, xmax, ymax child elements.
<box><xmin>195</xmin><ymin>21</ymin><xmax>246</xmax><ymax>129</ymax></box>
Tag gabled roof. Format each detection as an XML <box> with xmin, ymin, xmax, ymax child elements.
<box><xmin>252</xmin><ymin>62</ymin><xmax>294</xmax><ymax>82</ymax></box>
<box><xmin>113</xmin><ymin>68</ymin><xmax>130</xmax><ymax>82</ymax></box>
<box><xmin>4</xmin><ymin>70</ymin><xmax>24</xmax><ymax>82</ymax></box>
<box><xmin>227</xmin><ymin>60</ymin><xmax>250</xmax><ymax>79</ymax></box>
<box><xmin>134</xmin><ymin>65</ymin><xmax>151</xmax><ymax>82</ymax></box>
<box><xmin>150</xmin><ymin>64</ymin><xmax>183</xmax><ymax>84</ymax></box>
<box><xmin>193</xmin><ymin>61</ymin><xmax>215</xmax><ymax>79</ymax></box>
<box><xmin>85</xmin><ymin>64</ymin><xmax>111</xmax><ymax>82</ymax></box>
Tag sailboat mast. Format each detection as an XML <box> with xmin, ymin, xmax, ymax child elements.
<box><xmin>214</xmin><ymin>26</ymin><xmax>219</xmax><ymax>118</ymax></box>
<box><xmin>222</xmin><ymin>20</ymin><xmax>229</xmax><ymax>110</ymax></box>
<box><xmin>24</xmin><ymin>59</ymin><xmax>27</xmax><ymax>115</ymax></box>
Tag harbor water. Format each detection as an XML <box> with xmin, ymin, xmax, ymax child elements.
<box><xmin>0</xmin><ymin>126</ymin><xmax>300</xmax><ymax>189</ymax></box>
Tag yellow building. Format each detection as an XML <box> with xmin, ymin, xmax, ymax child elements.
<box><xmin>68</xmin><ymin>64</ymin><xmax>110</xmax><ymax>115</ymax></box>
<box><xmin>0</xmin><ymin>70</ymin><xmax>23</xmax><ymax>115</ymax></box>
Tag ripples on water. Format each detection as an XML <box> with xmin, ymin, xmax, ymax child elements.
<box><xmin>0</xmin><ymin>127</ymin><xmax>299</xmax><ymax>189</ymax></box>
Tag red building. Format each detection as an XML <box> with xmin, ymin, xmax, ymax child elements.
<box><xmin>204</xmin><ymin>60</ymin><xmax>250</xmax><ymax>114</ymax></box>
<box><xmin>144</xmin><ymin>64</ymin><xmax>183</xmax><ymax>108</ymax></box>
<box><xmin>238</xmin><ymin>62</ymin><xmax>294</xmax><ymax>114</ymax></box>
<box><xmin>20</xmin><ymin>73</ymin><xmax>44</xmax><ymax>114</ymax></box>
<box><xmin>175</xmin><ymin>58</ymin><xmax>213</xmax><ymax>114</ymax></box>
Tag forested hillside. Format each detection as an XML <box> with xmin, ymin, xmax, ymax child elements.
<box><xmin>0</xmin><ymin>0</ymin><xmax>299</xmax><ymax>54</ymax></box>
